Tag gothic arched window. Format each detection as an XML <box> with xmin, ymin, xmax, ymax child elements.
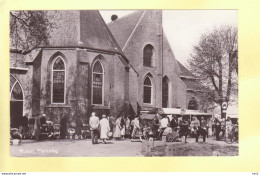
<box><xmin>143</xmin><ymin>44</ymin><xmax>154</xmax><ymax>67</ymax></box>
<box><xmin>52</xmin><ymin>57</ymin><xmax>66</xmax><ymax>104</ymax></box>
<box><xmin>92</xmin><ymin>60</ymin><xmax>104</xmax><ymax>105</ymax></box>
<box><xmin>10</xmin><ymin>75</ymin><xmax>23</xmax><ymax>101</ymax></box>
<box><xmin>143</xmin><ymin>76</ymin><xmax>152</xmax><ymax>104</ymax></box>
<box><xmin>10</xmin><ymin>75</ymin><xmax>24</xmax><ymax>128</ymax></box>
<box><xmin>188</xmin><ymin>97</ymin><xmax>198</xmax><ymax>110</ymax></box>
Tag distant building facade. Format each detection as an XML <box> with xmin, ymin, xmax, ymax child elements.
<box><xmin>10</xmin><ymin>10</ymin><xmax>204</xmax><ymax>127</ymax></box>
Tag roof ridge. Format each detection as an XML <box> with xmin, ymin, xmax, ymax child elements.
<box><xmin>107</xmin><ymin>10</ymin><xmax>145</xmax><ymax>25</ymax></box>
<box><xmin>122</xmin><ymin>11</ymin><xmax>146</xmax><ymax>50</ymax></box>
<box><xmin>177</xmin><ymin>60</ymin><xmax>196</xmax><ymax>78</ymax></box>
<box><xmin>96</xmin><ymin>11</ymin><xmax>128</xmax><ymax>61</ymax></box>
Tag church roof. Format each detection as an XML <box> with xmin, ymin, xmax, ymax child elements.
<box><xmin>11</xmin><ymin>10</ymin><xmax>130</xmax><ymax>67</ymax></box>
<box><xmin>108</xmin><ymin>10</ymin><xmax>200</xmax><ymax>80</ymax></box>
<box><xmin>176</xmin><ymin>61</ymin><xmax>206</xmax><ymax>92</ymax></box>
<box><xmin>47</xmin><ymin>10</ymin><xmax>125</xmax><ymax>57</ymax></box>
<box><xmin>107</xmin><ymin>10</ymin><xmax>145</xmax><ymax>49</ymax></box>
<box><xmin>78</xmin><ymin>10</ymin><xmax>126</xmax><ymax>59</ymax></box>
<box><xmin>177</xmin><ymin>61</ymin><xmax>196</xmax><ymax>79</ymax></box>
<box><xmin>181</xmin><ymin>78</ymin><xmax>205</xmax><ymax>92</ymax></box>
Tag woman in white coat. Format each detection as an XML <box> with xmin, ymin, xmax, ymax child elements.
<box><xmin>99</xmin><ymin>114</ymin><xmax>110</xmax><ymax>144</ymax></box>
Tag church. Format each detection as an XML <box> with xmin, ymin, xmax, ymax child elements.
<box><xmin>10</xmin><ymin>10</ymin><xmax>205</xmax><ymax>127</ymax></box>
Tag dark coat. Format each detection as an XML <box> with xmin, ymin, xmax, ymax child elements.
<box><xmin>170</xmin><ymin>118</ymin><xmax>178</xmax><ymax>129</ymax></box>
<box><xmin>60</xmin><ymin>117</ymin><xmax>68</xmax><ymax>138</ymax></box>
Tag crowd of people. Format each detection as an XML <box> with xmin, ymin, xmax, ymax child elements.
<box><xmin>10</xmin><ymin>112</ymin><xmax>238</xmax><ymax>144</ymax></box>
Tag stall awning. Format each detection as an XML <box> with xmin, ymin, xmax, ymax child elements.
<box><xmin>140</xmin><ymin>113</ymin><xmax>156</xmax><ymax>120</ymax></box>
<box><xmin>159</xmin><ymin>108</ymin><xmax>212</xmax><ymax>116</ymax></box>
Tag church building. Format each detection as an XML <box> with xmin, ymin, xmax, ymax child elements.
<box><xmin>10</xmin><ymin>10</ymin><xmax>204</xmax><ymax>127</ymax></box>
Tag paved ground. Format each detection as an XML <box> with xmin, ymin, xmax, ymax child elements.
<box><xmin>10</xmin><ymin>137</ymin><xmax>238</xmax><ymax>157</ymax></box>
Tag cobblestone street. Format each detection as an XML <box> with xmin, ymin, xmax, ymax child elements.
<box><xmin>10</xmin><ymin>137</ymin><xmax>238</xmax><ymax>157</ymax></box>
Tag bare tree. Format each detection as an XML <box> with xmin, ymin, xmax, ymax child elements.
<box><xmin>189</xmin><ymin>25</ymin><xmax>238</xmax><ymax>118</ymax></box>
<box><xmin>10</xmin><ymin>11</ymin><xmax>56</xmax><ymax>52</ymax></box>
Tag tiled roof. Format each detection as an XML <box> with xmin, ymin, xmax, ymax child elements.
<box><xmin>107</xmin><ymin>10</ymin><xmax>203</xmax><ymax>83</ymax></box>
<box><xmin>10</xmin><ymin>11</ymin><xmax>130</xmax><ymax>67</ymax></box>
<box><xmin>107</xmin><ymin>10</ymin><xmax>145</xmax><ymax>48</ymax></box>
<box><xmin>181</xmin><ymin>78</ymin><xmax>205</xmax><ymax>92</ymax></box>
<box><xmin>79</xmin><ymin>10</ymin><xmax>126</xmax><ymax>58</ymax></box>
<box><xmin>177</xmin><ymin>61</ymin><xmax>196</xmax><ymax>79</ymax></box>
<box><xmin>47</xmin><ymin>10</ymin><xmax>125</xmax><ymax>57</ymax></box>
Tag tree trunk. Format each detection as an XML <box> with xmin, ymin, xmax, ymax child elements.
<box><xmin>220</xmin><ymin>105</ymin><xmax>226</xmax><ymax>119</ymax></box>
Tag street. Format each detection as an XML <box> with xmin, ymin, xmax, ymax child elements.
<box><xmin>10</xmin><ymin>137</ymin><xmax>238</xmax><ymax>157</ymax></box>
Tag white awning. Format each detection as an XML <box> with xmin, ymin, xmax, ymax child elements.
<box><xmin>160</xmin><ymin>108</ymin><xmax>212</xmax><ymax>116</ymax></box>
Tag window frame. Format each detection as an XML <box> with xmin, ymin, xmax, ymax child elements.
<box><xmin>143</xmin><ymin>44</ymin><xmax>154</xmax><ymax>67</ymax></box>
<box><xmin>51</xmin><ymin>56</ymin><xmax>66</xmax><ymax>104</ymax></box>
<box><xmin>10</xmin><ymin>75</ymin><xmax>24</xmax><ymax>102</ymax></box>
<box><xmin>143</xmin><ymin>76</ymin><xmax>153</xmax><ymax>104</ymax></box>
<box><xmin>91</xmin><ymin>60</ymin><xmax>104</xmax><ymax>106</ymax></box>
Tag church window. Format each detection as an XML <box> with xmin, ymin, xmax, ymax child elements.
<box><xmin>52</xmin><ymin>57</ymin><xmax>66</xmax><ymax>104</ymax></box>
<box><xmin>92</xmin><ymin>60</ymin><xmax>104</xmax><ymax>105</ymax></box>
<box><xmin>143</xmin><ymin>44</ymin><xmax>154</xmax><ymax>67</ymax></box>
<box><xmin>143</xmin><ymin>76</ymin><xmax>152</xmax><ymax>104</ymax></box>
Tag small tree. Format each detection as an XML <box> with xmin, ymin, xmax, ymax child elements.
<box><xmin>10</xmin><ymin>11</ymin><xmax>56</xmax><ymax>52</ymax></box>
<box><xmin>189</xmin><ymin>25</ymin><xmax>238</xmax><ymax>118</ymax></box>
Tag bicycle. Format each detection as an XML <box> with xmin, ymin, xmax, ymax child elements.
<box><xmin>225</xmin><ymin>125</ymin><xmax>238</xmax><ymax>144</ymax></box>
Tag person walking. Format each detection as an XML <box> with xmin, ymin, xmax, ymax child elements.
<box><xmin>108</xmin><ymin>115</ymin><xmax>115</xmax><ymax>132</ymax></box>
<box><xmin>120</xmin><ymin>116</ymin><xmax>126</xmax><ymax>139</ymax></box>
<box><xmin>170</xmin><ymin>116</ymin><xmax>178</xmax><ymax>130</ymax></box>
<box><xmin>21</xmin><ymin>114</ymin><xmax>29</xmax><ymax>139</ymax></box>
<box><xmin>130</xmin><ymin>117</ymin><xmax>135</xmax><ymax>138</ymax></box>
<box><xmin>89</xmin><ymin>112</ymin><xmax>100</xmax><ymax>144</ymax></box>
<box><xmin>125</xmin><ymin>116</ymin><xmax>131</xmax><ymax>139</ymax></box>
<box><xmin>28</xmin><ymin>116</ymin><xmax>35</xmax><ymax>139</ymax></box>
<box><xmin>131</xmin><ymin>115</ymin><xmax>142</xmax><ymax>142</ymax></box>
<box><xmin>159</xmin><ymin>115</ymin><xmax>169</xmax><ymax>139</ymax></box>
<box><xmin>151</xmin><ymin>115</ymin><xmax>160</xmax><ymax>139</ymax></box>
<box><xmin>214</xmin><ymin>116</ymin><xmax>222</xmax><ymax>141</ymax></box>
<box><xmin>113</xmin><ymin>116</ymin><xmax>122</xmax><ymax>140</ymax></box>
<box><xmin>190</xmin><ymin>116</ymin><xmax>200</xmax><ymax>137</ymax></box>
<box><xmin>76</xmin><ymin>116</ymin><xmax>83</xmax><ymax>139</ymax></box>
<box><xmin>32</xmin><ymin>115</ymin><xmax>41</xmax><ymax>140</ymax></box>
<box><xmin>179</xmin><ymin>118</ymin><xmax>189</xmax><ymax>143</ymax></box>
<box><xmin>200</xmin><ymin>117</ymin><xmax>208</xmax><ymax>138</ymax></box>
<box><xmin>226</xmin><ymin>117</ymin><xmax>233</xmax><ymax>138</ymax></box>
<box><xmin>99</xmin><ymin>114</ymin><xmax>110</xmax><ymax>144</ymax></box>
<box><xmin>60</xmin><ymin>116</ymin><xmax>68</xmax><ymax>139</ymax></box>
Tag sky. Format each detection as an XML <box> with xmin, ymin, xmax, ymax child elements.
<box><xmin>100</xmin><ymin>10</ymin><xmax>237</xmax><ymax>67</ymax></box>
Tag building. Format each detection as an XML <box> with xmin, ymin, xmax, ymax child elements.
<box><xmin>10</xmin><ymin>10</ymin><xmax>204</xmax><ymax>127</ymax></box>
<box><xmin>107</xmin><ymin>10</ymin><xmax>205</xmax><ymax>112</ymax></box>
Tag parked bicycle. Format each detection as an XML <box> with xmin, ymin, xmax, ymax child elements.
<box><xmin>225</xmin><ymin>124</ymin><xmax>238</xmax><ymax>144</ymax></box>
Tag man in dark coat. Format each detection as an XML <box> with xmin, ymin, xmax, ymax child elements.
<box><xmin>170</xmin><ymin>116</ymin><xmax>178</xmax><ymax>130</ymax></box>
<box><xmin>60</xmin><ymin>116</ymin><xmax>68</xmax><ymax>139</ymax></box>
<box><xmin>151</xmin><ymin>115</ymin><xmax>160</xmax><ymax>139</ymax></box>
<box><xmin>179</xmin><ymin>118</ymin><xmax>189</xmax><ymax>143</ymax></box>
<box><xmin>195</xmin><ymin>127</ymin><xmax>208</xmax><ymax>142</ymax></box>
<box><xmin>21</xmin><ymin>114</ymin><xmax>29</xmax><ymax>139</ymax></box>
<box><xmin>215</xmin><ymin>117</ymin><xmax>221</xmax><ymax>141</ymax></box>
<box><xmin>76</xmin><ymin>116</ymin><xmax>83</xmax><ymax>139</ymax></box>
